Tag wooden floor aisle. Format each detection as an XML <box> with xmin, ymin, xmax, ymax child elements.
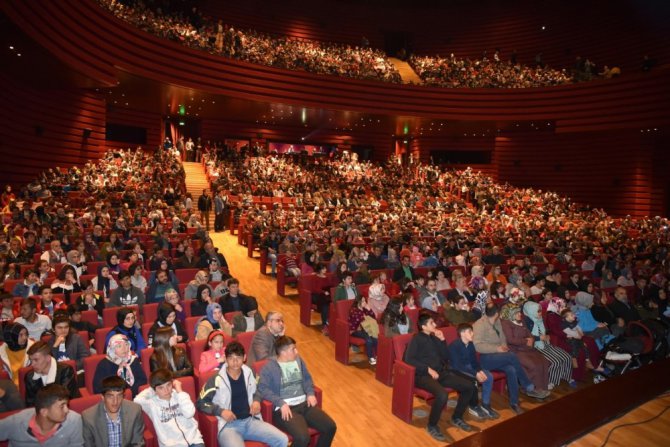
<box><xmin>208</xmin><ymin>231</ymin><xmax>668</xmax><ymax>446</ymax></box>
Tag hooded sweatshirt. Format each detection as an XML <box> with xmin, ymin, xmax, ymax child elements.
<box><xmin>134</xmin><ymin>387</ymin><xmax>204</xmax><ymax>447</ymax></box>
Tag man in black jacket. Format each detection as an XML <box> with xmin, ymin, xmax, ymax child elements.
<box><xmin>392</xmin><ymin>255</ymin><xmax>416</xmax><ymax>284</ymax></box>
<box><xmin>197</xmin><ymin>189</ymin><xmax>212</xmax><ymax>231</ymax></box>
<box><xmin>25</xmin><ymin>341</ymin><xmax>80</xmax><ymax>407</ymax></box>
<box><xmin>404</xmin><ymin>311</ymin><xmax>481</xmax><ymax>441</ymax></box>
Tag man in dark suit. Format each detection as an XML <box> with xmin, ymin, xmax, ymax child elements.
<box><xmin>82</xmin><ymin>376</ymin><xmax>146</xmax><ymax>447</ymax></box>
<box><xmin>392</xmin><ymin>255</ymin><xmax>416</xmax><ymax>284</ymax></box>
<box><xmin>25</xmin><ymin>341</ymin><xmax>80</xmax><ymax>407</ymax></box>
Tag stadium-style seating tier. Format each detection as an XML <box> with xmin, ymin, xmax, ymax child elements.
<box><xmin>2</xmin><ymin>0</ymin><xmax>668</xmax><ymax>133</ymax></box>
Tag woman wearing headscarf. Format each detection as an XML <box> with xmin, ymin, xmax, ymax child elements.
<box><xmin>501</xmin><ymin>307</ymin><xmax>551</xmax><ymax>391</ymax></box>
<box><xmin>147</xmin><ymin>302</ymin><xmax>188</xmax><ymax>346</ymax></box>
<box><xmin>367</xmin><ymin>281</ymin><xmax>390</xmax><ymax>319</ymax></box>
<box><xmin>231</xmin><ymin>296</ymin><xmax>264</xmax><ymax>337</ymax></box>
<box><xmin>195</xmin><ymin>302</ymin><xmax>232</xmax><ymax>340</ymax></box>
<box><xmin>0</xmin><ymin>323</ymin><xmax>33</xmax><ymax>386</ymax></box>
<box><xmin>93</xmin><ymin>333</ymin><xmax>146</xmax><ymax>396</ymax></box>
<box><xmin>104</xmin><ymin>307</ymin><xmax>146</xmax><ymax>353</ymax></box>
<box><xmin>500</xmin><ymin>287</ymin><xmax>526</xmax><ymax>321</ymax></box>
<box><xmin>573</xmin><ymin>292</ymin><xmax>614</xmax><ymax>350</ymax></box>
<box><xmin>191</xmin><ymin>283</ymin><xmax>214</xmax><ymax>317</ymax></box>
<box><xmin>91</xmin><ymin>265</ymin><xmax>118</xmax><ymax>298</ymax></box>
<box><xmin>522</xmin><ymin>300</ymin><xmax>574</xmax><ymax>388</ymax></box>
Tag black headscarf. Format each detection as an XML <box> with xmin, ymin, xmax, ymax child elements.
<box><xmin>2</xmin><ymin>322</ymin><xmax>28</xmax><ymax>351</ymax></box>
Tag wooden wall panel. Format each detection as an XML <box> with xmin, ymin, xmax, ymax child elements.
<box><xmin>0</xmin><ymin>73</ymin><xmax>106</xmax><ymax>187</ymax></box>
<box><xmin>493</xmin><ymin>130</ymin><xmax>661</xmax><ymax>217</ymax></box>
<box><xmin>105</xmin><ymin>105</ymin><xmax>162</xmax><ymax>151</ymax></box>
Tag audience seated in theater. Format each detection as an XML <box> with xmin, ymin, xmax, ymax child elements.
<box><xmin>448</xmin><ymin>323</ymin><xmax>501</xmax><ymax>420</ymax></box>
<box><xmin>104</xmin><ymin>307</ymin><xmax>146</xmax><ymax>353</ymax></box>
<box><xmin>333</xmin><ymin>272</ymin><xmax>360</xmax><ymax>302</ymax></box>
<box><xmin>381</xmin><ymin>298</ymin><xmax>413</xmax><ymax>337</ymax></box>
<box><xmin>258</xmin><ymin>336</ymin><xmax>337</xmax><ymax>447</ymax></box>
<box><xmin>191</xmin><ymin>284</ymin><xmax>214</xmax><ymax>317</ymax></box>
<box><xmin>15</xmin><ymin>298</ymin><xmax>52</xmax><ymax>341</ymax></box>
<box><xmin>147</xmin><ymin>302</ymin><xmax>188</xmax><ymax>346</ymax></box>
<box><xmin>47</xmin><ymin>313</ymin><xmax>90</xmax><ymax>370</ymax></box>
<box><xmin>231</xmin><ymin>296</ymin><xmax>264</xmax><ymax>337</ymax></box>
<box><xmin>82</xmin><ymin>375</ymin><xmax>146</xmax><ymax>447</ymax></box>
<box><xmin>94</xmin><ymin>333</ymin><xmax>147</xmax><ymax>397</ymax></box>
<box><xmin>0</xmin><ymin>383</ymin><xmax>83</xmax><ymax>447</ymax></box>
<box><xmin>195</xmin><ymin>303</ymin><xmax>233</xmax><ymax>341</ymax></box>
<box><xmin>348</xmin><ymin>294</ymin><xmax>378</xmax><ymax>365</ymax></box>
<box><xmin>198</xmin><ymin>330</ymin><xmax>227</xmax><ymax>375</ymax></box>
<box><xmin>522</xmin><ymin>300</ymin><xmax>575</xmax><ymax>388</ymax></box>
<box><xmin>0</xmin><ymin>322</ymin><xmax>33</xmax><ymax>386</ymax></box>
<box><xmin>247</xmin><ymin>311</ymin><xmax>285</xmax><ymax>366</ymax></box>
<box><xmin>135</xmin><ymin>368</ymin><xmax>205</xmax><ymax>447</ymax></box>
<box><xmin>473</xmin><ymin>305</ymin><xmax>550</xmax><ymax>415</ymax></box>
<box><xmin>149</xmin><ymin>327</ymin><xmax>193</xmax><ymax>378</ymax></box>
<box><xmin>25</xmin><ymin>340</ymin><xmax>80</xmax><ymax>407</ymax></box>
<box><xmin>196</xmin><ymin>341</ymin><xmax>289</xmax><ymax>447</ymax></box>
<box><xmin>404</xmin><ymin>311</ymin><xmax>481</xmax><ymax>440</ymax></box>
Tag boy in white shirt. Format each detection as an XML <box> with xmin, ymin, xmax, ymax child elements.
<box><xmin>134</xmin><ymin>369</ymin><xmax>204</xmax><ymax>447</ymax></box>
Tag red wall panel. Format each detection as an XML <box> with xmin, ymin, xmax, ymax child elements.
<box><xmin>0</xmin><ymin>74</ymin><xmax>106</xmax><ymax>186</ymax></box>
<box><xmin>493</xmin><ymin>130</ymin><xmax>663</xmax><ymax>217</ymax></box>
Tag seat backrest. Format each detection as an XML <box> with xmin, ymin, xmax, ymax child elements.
<box><xmin>142</xmin><ymin>323</ymin><xmax>153</xmax><ymax>344</ymax></box>
<box><xmin>185</xmin><ymin>316</ymin><xmax>203</xmax><ymax>338</ymax></box>
<box><xmin>83</xmin><ymin>354</ymin><xmax>107</xmax><ymax>394</ymax></box>
<box><xmin>142</xmin><ymin>303</ymin><xmax>159</xmax><ymax>323</ymax></box>
<box><xmin>224</xmin><ymin>311</ymin><xmax>241</xmax><ymax>324</ymax></box>
<box><xmin>392</xmin><ymin>333</ymin><xmax>415</xmax><ymax>362</ymax></box>
<box><xmin>69</xmin><ymin>394</ymin><xmax>104</xmax><ymax>414</ymax></box>
<box><xmin>252</xmin><ymin>358</ymin><xmax>269</xmax><ymax>376</ymax></box>
<box><xmin>103</xmin><ymin>305</ymin><xmax>139</xmax><ymax>328</ymax></box>
<box><xmin>335</xmin><ymin>300</ymin><xmax>355</xmax><ymax>321</ymax></box>
<box><xmin>140</xmin><ymin>348</ymin><xmax>154</xmax><ymax>380</ymax></box>
<box><xmin>81</xmin><ymin>310</ymin><xmax>99</xmax><ymax>327</ymax></box>
<box><xmin>94</xmin><ymin>327</ymin><xmax>114</xmax><ymax>354</ymax></box>
<box><xmin>18</xmin><ymin>365</ymin><xmax>33</xmax><ymax>399</ymax></box>
<box><xmin>235</xmin><ymin>330</ymin><xmax>257</xmax><ymax>355</ymax></box>
<box><xmin>440</xmin><ymin>326</ymin><xmax>458</xmax><ymax>344</ymax></box>
<box><xmin>188</xmin><ymin>338</ymin><xmax>208</xmax><ymax>371</ymax></box>
<box><xmin>175</xmin><ymin>268</ymin><xmax>199</xmax><ymax>283</ymax></box>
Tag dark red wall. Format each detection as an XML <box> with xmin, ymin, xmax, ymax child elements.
<box><xmin>0</xmin><ymin>74</ymin><xmax>106</xmax><ymax>186</ymax></box>
<box><xmin>493</xmin><ymin>130</ymin><xmax>666</xmax><ymax>217</ymax></box>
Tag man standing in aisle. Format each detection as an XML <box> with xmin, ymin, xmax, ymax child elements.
<box><xmin>198</xmin><ymin>189</ymin><xmax>213</xmax><ymax>231</ymax></box>
<box><xmin>214</xmin><ymin>189</ymin><xmax>227</xmax><ymax>233</ymax></box>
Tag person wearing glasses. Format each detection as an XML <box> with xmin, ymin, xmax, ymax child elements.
<box><xmin>247</xmin><ymin>312</ymin><xmax>285</xmax><ymax>366</ymax></box>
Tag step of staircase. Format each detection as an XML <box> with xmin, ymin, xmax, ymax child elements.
<box><xmin>183</xmin><ymin>162</ymin><xmax>211</xmax><ymax>197</ymax></box>
<box><xmin>388</xmin><ymin>57</ymin><xmax>423</xmax><ymax>85</ymax></box>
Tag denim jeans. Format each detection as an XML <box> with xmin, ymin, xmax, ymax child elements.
<box><xmin>217</xmin><ymin>416</ymin><xmax>288</xmax><ymax>447</ymax></box>
<box><xmin>480</xmin><ymin>370</ymin><xmax>494</xmax><ymax>406</ymax></box>
<box><xmin>479</xmin><ymin>352</ymin><xmax>533</xmax><ymax>406</ymax></box>
<box><xmin>351</xmin><ymin>330</ymin><xmax>378</xmax><ymax>359</ymax></box>
<box><xmin>268</xmin><ymin>253</ymin><xmax>277</xmax><ymax>274</ymax></box>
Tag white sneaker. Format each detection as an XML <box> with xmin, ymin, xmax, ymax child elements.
<box><xmin>606</xmin><ymin>351</ymin><xmax>632</xmax><ymax>361</ymax></box>
<box><xmin>547</xmin><ymin>383</ymin><xmax>555</xmax><ymax>390</ymax></box>
<box><xmin>369</xmin><ymin>357</ymin><xmax>377</xmax><ymax>366</ymax></box>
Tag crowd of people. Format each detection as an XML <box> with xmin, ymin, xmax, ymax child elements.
<box><xmin>96</xmin><ymin>0</ymin><xmax>615</xmax><ymax>89</ymax></box>
<box><xmin>1</xmin><ymin>142</ymin><xmax>669</xmax><ymax>444</ymax></box>
<box><xmin>0</xmin><ymin>144</ymin><xmax>340</xmax><ymax>446</ymax></box>
<box><xmin>204</xmin><ymin>150</ymin><xmax>668</xmax><ymax>440</ymax></box>
<box><xmin>409</xmin><ymin>52</ymin><xmax>574</xmax><ymax>88</ymax></box>
<box><xmin>99</xmin><ymin>0</ymin><xmax>401</xmax><ymax>83</ymax></box>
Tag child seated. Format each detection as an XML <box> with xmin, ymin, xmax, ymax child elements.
<box><xmin>561</xmin><ymin>309</ymin><xmax>605</xmax><ymax>373</ymax></box>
